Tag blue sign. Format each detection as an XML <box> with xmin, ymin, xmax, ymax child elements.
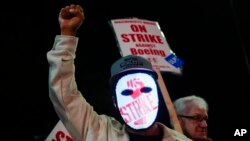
<box><xmin>165</xmin><ymin>54</ymin><xmax>184</xmax><ymax>68</ymax></box>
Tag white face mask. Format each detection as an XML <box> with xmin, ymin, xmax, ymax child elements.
<box><xmin>114</xmin><ymin>72</ymin><xmax>159</xmax><ymax>130</ymax></box>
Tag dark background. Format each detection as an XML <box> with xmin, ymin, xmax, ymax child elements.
<box><xmin>1</xmin><ymin>0</ymin><xmax>250</xmax><ymax>140</ymax></box>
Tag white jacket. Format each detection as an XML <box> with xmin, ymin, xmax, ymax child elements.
<box><xmin>47</xmin><ymin>35</ymin><xmax>193</xmax><ymax>141</ymax></box>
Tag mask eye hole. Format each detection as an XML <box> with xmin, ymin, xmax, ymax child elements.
<box><xmin>121</xmin><ymin>89</ymin><xmax>133</xmax><ymax>96</ymax></box>
<box><xmin>140</xmin><ymin>87</ymin><xmax>152</xmax><ymax>93</ymax></box>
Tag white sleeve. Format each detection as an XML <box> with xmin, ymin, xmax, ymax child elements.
<box><xmin>46</xmin><ymin>35</ymin><xmax>109</xmax><ymax>141</ymax></box>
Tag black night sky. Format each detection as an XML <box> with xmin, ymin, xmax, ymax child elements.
<box><xmin>1</xmin><ymin>0</ymin><xmax>250</xmax><ymax>140</ymax></box>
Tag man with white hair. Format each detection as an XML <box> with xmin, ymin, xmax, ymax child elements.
<box><xmin>173</xmin><ymin>95</ymin><xmax>212</xmax><ymax>141</ymax></box>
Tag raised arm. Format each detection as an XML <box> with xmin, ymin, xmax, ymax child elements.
<box><xmin>46</xmin><ymin>4</ymin><xmax>108</xmax><ymax>141</ymax></box>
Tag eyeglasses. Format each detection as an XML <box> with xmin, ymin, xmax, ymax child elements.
<box><xmin>178</xmin><ymin>115</ymin><xmax>208</xmax><ymax>122</ymax></box>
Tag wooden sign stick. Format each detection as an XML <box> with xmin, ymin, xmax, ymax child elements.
<box><xmin>155</xmin><ymin>69</ymin><xmax>183</xmax><ymax>133</ymax></box>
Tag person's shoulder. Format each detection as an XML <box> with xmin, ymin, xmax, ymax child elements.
<box><xmin>101</xmin><ymin>115</ymin><xmax>124</xmax><ymax>131</ymax></box>
<box><xmin>156</xmin><ymin>122</ymin><xmax>193</xmax><ymax>141</ymax></box>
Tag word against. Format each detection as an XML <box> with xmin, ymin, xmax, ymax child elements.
<box><xmin>234</xmin><ymin>129</ymin><xmax>247</xmax><ymax>136</ymax></box>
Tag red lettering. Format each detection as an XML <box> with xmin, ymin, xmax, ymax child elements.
<box><xmin>119</xmin><ymin>106</ymin><xmax>132</xmax><ymax>123</ymax></box>
<box><xmin>141</xmin><ymin>96</ymin><xmax>152</xmax><ymax>114</ymax></box>
<box><xmin>132</xmin><ymin>100</ymin><xmax>143</xmax><ymax>118</ymax></box>
<box><xmin>126</xmin><ymin>103</ymin><xmax>137</xmax><ymax>120</ymax></box>
<box><xmin>65</xmin><ymin>136</ymin><xmax>73</xmax><ymax>141</ymax></box>
<box><xmin>120</xmin><ymin>34</ymin><xmax>163</xmax><ymax>44</ymax></box>
<box><xmin>130</xmin><ymin>48</ymin><xmax>137</xmax><ymax>55</ymax></box>
<box><xmin>130</xmin><ymin>24</ymin><xmax>147</xmax><ymax>32</ymax></box>
<box><xmin>52</xmin><ymin>131</ymin><xmax>73</xmax><ymax>141</ymax></box>
<box><xmin>121</xmin><ymin>34</ymin><xmax>129</xmax><ymax>42</ymax></box>
<box><xmin>135</xmin><ymin>43</ymin><xmax>155</xmax><ymax>48</ymax></box>
<box><xmin>137</xmin><ymin>34</ymin><xmax>144</xmax><ymax>42</ymax></box>
<box><xmin>146</xmin><ymin>94</ymin><xmax>158</xmax><ymax>110</ymax></box>
<box><xmin>119</xmin><ymin>94</ymin><xmax>158</xmax><ymax>123</ymax></box>
<box><xmin>130</xmin><ymin>48</ymin><xmax>166</xmax><ymax>57</ymax></box>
